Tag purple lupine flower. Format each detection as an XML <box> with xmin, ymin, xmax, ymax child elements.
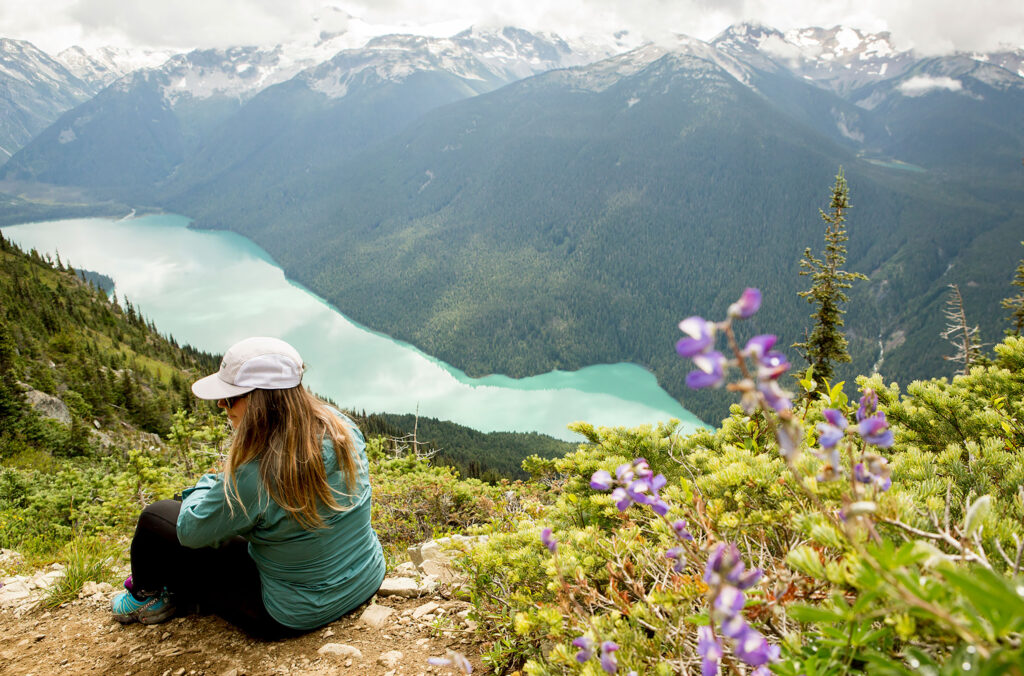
<box><xmin>758</xmin><ymin>379</ymin><xmax>792</xmax><ymax>413</ymax></box>
<box><xmin>704</xmin><ymin>544</ymin><xmax>744</xmax><ymax>586</ymax></box>
<box><xmin>697</xmin><ymin>626</ymin><xmax>722</xmax><ymax>676</ymax></box>
<box><xmin>615</xmin><ymin>462</ymin><xmax>635</xmax><ymax>482</ymax></box>
<box><xmin>631</xmin><ymin>458</ymin><xmax>654</xmax><ymax>480</ymax></box>
<box><xmin>816</xmin><ymin>408</ymin><xmax>848</xmax><ymax>449</ymax></box>
<box><xmin>751</xmin><ymin>667</ymin><xmax>773</xmax><ymax>676</ymax></box>
<box><xmin>611</xmin><ymin>487</ymin><xmax>633</xmax><ymax>512</ymax></box>
<box><xmin>686</xmin><ymin>351</ymin><xmax>726</xmax><ymax>389</ymax></box>
<box><xmin>649</xmin><ymin>497</ymin><xmax>671</xmax><ymax>516</ymax></box>
<box><xmin>572</xmin><ymin>636</ymin><xmax>594</xmax><ymax>663</ymax></box>
<box><xmin>854</xmin><ymin>455</ymin><xmax>892</xmax><ymax>491</ymax></box>
<box><xmin>756</xmin><ymin>349</ymin><xmax>790</xmax><ymax>381</ymax></box>
<box><xmin>665</xmin><ymin>547</ymin><xmax>686</xmax><ymax>573</ymax></box>
<box><xmin>720</xmin><ymin>613</ymin><xmax>749</xmax><ymax>639</ymax></box>
<box><xmin>743</xmin><ymin>334</ymin><xmax>776</xmax><ymax>360</ymax></box>
<box><xmin>728</xmin><ymin>288</ymin><xmax>762</xmax><ymax>319</ymax></box>
<box><xmin>650</xmin><ymin>473</ymin><xmax>666</xmax><ymax>493</ymax></box>
<box><xmin>599</xmin><ymin>641</ymin><xmax>619</xmax><ymax>674</ymax></box>
<box><xmin>677</xmin><ymin>316</ymin><xmax>716</xmax><ymax>357</ymax></box>
<box><xmin>590</xmin><ymin>469</ymin><xmax>614</xmax><ymax>491</ymax></box>
<box><xmin>626</xmin><ymin>478</ymin><xmax>651</xmax><ymax>503</ymax></box>
<box><xmin>672</xmin><ymin>519</ymin><xmax>694</xmax><ymax>541</ymax></box>
<box><xmin>541</xmin><ymin>528</ymin><xmax>557</xmax><ymax>554</ymax></box>
<box><xmin>858</xmin><ymin>412</ymin><xmax>894</xmax><ymax>448</ymax></box>
<box><xmin>735</xmin><ymin>566</ymin><xmax>763</xmax><ymax>590</ymax></box>
<box><xmin>733</xmin><ymin>629</ymin><xmax>780</xmax><ymax>667</ymax></box>
<box><xmin>857</xmin><ymin>389</ymin><xmax>879</xmax><ymax>422</ymax></box>
<box><xmin>713</xmin><ymin>586</ymin><xmax>746</xmax><ymax>615</ymax></box>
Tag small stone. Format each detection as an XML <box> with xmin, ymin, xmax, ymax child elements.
<box><xmin>161</xmin><ymin>631</ymin><xmax>171</xmax><ymax>641</ymax></box>
<box><xmin>317</xmin><ymin>643</ymin><xmax>363</xmax><ymax>661</ymax></box>
<box><xmin>377</xmin><ymin>650</ymin><xmax>403</xmax><ymax>668</ymax></box>
<box><xmin>358</xmin><ymin>604</ymin><xmax>395</xmax><ymax>629</ymax></box>
<box><xmin>377</xmin><ymin>577</ymin><xmax>420</xmax><ymax>598</ymax></box>
<box><xmin>412</xmin><ymin>601</ymin><xmax>440</xmax><ymax>619</ymax></box>
<box><xmin>344</xmin><ymin>658</ymin><xmax>352</xmax><ymax>667</ymax></box>
<box><xmin>415</xmin><ymin>638</ymin><xmax>430</xmax><ymax>647</ymax></box>
<box><xmin>322</xmin><ymin>628</ymin><xmax>335</xmax><ymax>638</ymax></box>
<box><xmin>221</xmin><ymin>669</ymin><xmax>238</xmax><ymax>676</ymax></box>
<box><xmin>173</xmin><ymin>669</ymin><xmax>186</xmax><ymax>676</ymax></box>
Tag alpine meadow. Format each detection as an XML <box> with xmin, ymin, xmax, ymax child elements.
<box><xmin>1</xmin><ymin>15</ymin><xmax>1024</xmax><ymax>676</ymax></box>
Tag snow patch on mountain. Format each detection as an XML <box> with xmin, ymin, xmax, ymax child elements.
<box><xmin>157</xmin><ymin>47</ymin><xmax>311</xmax><ymax>105</ymax></box>
<box><xmin>302</xmin><ymin>28</ymin><xmax>598</xmax><ymax>100</ymax></box>
<box><xmin>898</xmin><ymin>75</ymin><xmax>962</xmax><ymax>96</ymax></box>
<box><xmin>57</xmin><ymin>45</ymin><xmax>175</xmax><ymax>90</ymax></box>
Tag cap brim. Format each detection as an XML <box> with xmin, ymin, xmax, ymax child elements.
<box><xmin>191</xmin><ymin>373</ymin><xmax>255</xmax><ymax>400</ymax></box>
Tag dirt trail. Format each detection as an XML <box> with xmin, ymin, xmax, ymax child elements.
<box><xmin>0</xmin><ymin>589</ymin><xmax>483</xmax><ymax>675</ymax></box>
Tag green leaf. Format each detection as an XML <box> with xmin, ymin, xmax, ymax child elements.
<box><xmin>787</xmin><ymin>604</ymin><xmax>846</xmax><ymax>623</ymax></box>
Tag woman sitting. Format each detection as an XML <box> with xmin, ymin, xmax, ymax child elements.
<box><xmin>111</xmin><ymin>337</ymin><xmax>385</xmax><ymax>638</ymax></box>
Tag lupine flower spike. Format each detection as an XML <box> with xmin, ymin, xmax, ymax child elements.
<box><xmin>599</xmin><ymin>641</ymin><xmax>620</xmax><ymax>674</ymax></box>
<box><xmin>540</xmin><ymin>528</ymin><xmax>557</xmax><ymax>554</ymax></box>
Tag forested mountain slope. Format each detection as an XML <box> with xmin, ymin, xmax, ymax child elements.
<box><xmin>168</xmin><ymin>45</ymin><xmax>1024</xmax><ymax>421</ymax></box>
<box><xmin>3</xmin><ymin>28</ymin><xmax>1022</xmax><ymax>423</ymax></box>
<box><xmin>0</xmin><ymin>232</ymin><xmax>220</xmax><ymax>462</ymax></box>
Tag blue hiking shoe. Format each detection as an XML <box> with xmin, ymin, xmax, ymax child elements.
<box><xmin>111</xmin><ymin>588</ymin><xmax>176</xmax><ymax>625</ymax></box>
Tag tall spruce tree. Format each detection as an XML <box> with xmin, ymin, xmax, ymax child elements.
<box><xmin>1002</xmin><ymin>241</ymin><xmax>1024</xmax><ymax>336</ymax></box>
<box><xmin>794</xmin><ymin>167</ymin><xmax>867</xmax><ymax>389</ymax></box>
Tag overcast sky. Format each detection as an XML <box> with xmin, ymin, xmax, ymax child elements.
<box><xmin>3</xmin><ymin>0</ymin><xmax>1022</xmax><ymax>56</ymax></box>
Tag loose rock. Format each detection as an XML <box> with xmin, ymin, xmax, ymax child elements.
<box><xmin>358</xmin><ymin>604</ymin><xmax>395</xmax><ymax>629</ymax></box>
<box><xmin>377</xmin><ymin>577</ymin><xmax>421</xmax><ymax>598</ymax></box>
<box><xmin>317</xmin><ymin>643</ymin><xmax>363</xmax><ymax>661</ymax></box>
<box><xmin>412</xmin><ymin>601</ymin><xmax>440</xmax><ymax>620</ymax></box>
<box><xmin>378</xmin><ymin>650</ymin><xmax>403</xmax><ymax>668</ymax></box>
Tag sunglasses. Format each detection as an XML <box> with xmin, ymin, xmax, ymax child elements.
<box><xmin>223</xmin><ymin>393</ymin><xmax>250</xmax><ymax>408</ymax></box>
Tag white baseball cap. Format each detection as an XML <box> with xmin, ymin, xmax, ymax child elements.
<box><xmin>191</xmin><ymin>337</ymin><xmax>304</xmax><ymax>400</ymax></box>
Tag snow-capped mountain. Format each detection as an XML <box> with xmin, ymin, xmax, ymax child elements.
<box><xmin>298</xmin><ymin>27</ymin><xmax>608</xmax><ymax>99</ymax></box>
<box><xmin>712</xmin><ymin>23</ymin><xmax>918</xmax><ymax>95</ymax></box>
<box><xmin>56</xmin><ymin>45</ymin><xmax>175</xmax><ymax>90</ymax></box>
<box><xmin>0</xmin><ymin>38</ymin><xmax>94</xmax><ymax>162</ymax></box>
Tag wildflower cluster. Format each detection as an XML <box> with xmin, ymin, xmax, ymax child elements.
<box><xmin>698</xmin><ymin>544</ymin><xmax>778</xmax><ymax>675</ymax></box>
<box><xmin>572</xmin><ymin>636</ymin><xmax>635</xmax><ymax>674</ymax></box>
<box><xmin>589</xmin><ymin>458</ymin><xmax>694</xmax><ymax>568</ymax></box>
<box><xmin>676</xmin><ymin>288</ymin><xmax>802</xmax><ymax>458</ymax></box>
<box><xmin>589</xmin><ymin>458</ymin><xmax>670</xmax><ymax>515</ymax></box>
<box><xmin>814</xmin><ymin>389</ymin><xmax>894</xmax><ymax>488</ymax></box>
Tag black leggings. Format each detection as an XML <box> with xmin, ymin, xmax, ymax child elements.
<box><xmin>129</xmin><ymin>500</ymin><xmax>300</xmax><ymax>640</ymax></box>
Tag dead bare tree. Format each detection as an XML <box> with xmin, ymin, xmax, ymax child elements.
<box><xmin>941</xmin><ymin>284</ymin><xmax>983</xmax><ymax>375</ymax></box>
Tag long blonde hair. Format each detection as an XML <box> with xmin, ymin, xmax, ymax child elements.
<box><xmin>224</xmin><ymin>386</ymin><xmax>359</xmax><ymax>530</ymax></box>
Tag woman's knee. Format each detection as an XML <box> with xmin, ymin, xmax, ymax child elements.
<box><xmin>136</xmin><ymin>499</ymin><xmax>182</xmax><ymax>535</ymax></box>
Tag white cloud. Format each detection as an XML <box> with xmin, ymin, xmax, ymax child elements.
<box><xmin>898</xmin><ymin>75</ymin><xmax>963</xmax><ymax>95</ymax></box>
<box><xmin>0</xmin><ymin>0</ymin><xmax>1022</xmax><ymax>56</ymax></box>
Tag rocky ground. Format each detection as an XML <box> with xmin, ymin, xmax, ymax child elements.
<box><xmin>0</xmin><ymin>543</ymin><xmax>487</xmax><ymax>676</ymax></box>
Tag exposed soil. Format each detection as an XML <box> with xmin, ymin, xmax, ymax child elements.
<box><xmin>0</xmin><ymin>590</ymin><xmax>484</xmax><ymax>676</ymax></box>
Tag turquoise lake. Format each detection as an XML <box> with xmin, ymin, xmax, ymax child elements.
<box><xmin>2</xmin><ymin>214</ymin><xmax>706</xmax><ymax>441</ymax></box>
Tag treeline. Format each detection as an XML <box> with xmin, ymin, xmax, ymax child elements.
<box><xmin>0</xmin><ymin>232</ymin><xmax>219</xmax><ymax>460</ymax></box>
<box><xmin>354</xmin><ymin>411</ymin><xmax>573</xmax><ymax>481</ymax></box>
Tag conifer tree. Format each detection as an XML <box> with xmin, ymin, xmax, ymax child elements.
<box><xmin>1002</xmin><ymin>241</ymin><xmax>1024</xmax><ymax>336</ymax></box>
<box><xmin>794</xmin><ymin>167</ymin><xmax>867</xmax><ymax>388</ymax></box>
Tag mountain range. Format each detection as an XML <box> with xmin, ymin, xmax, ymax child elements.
<box><xmin>1</xmin><ymin>24</ymin><xmax>1021</xmax><ymax>423</ymax></box>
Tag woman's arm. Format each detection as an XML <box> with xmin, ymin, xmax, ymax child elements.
<box><xmin>176</xmin><ymin>465</ymin><xmax>265</xmax><ymax>548</ymax></box>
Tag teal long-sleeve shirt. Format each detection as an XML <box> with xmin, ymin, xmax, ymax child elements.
<box><xmin>176</xmin><ymin>418</ymin><xmax>385</xmax><ymax>630</ymax></box>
